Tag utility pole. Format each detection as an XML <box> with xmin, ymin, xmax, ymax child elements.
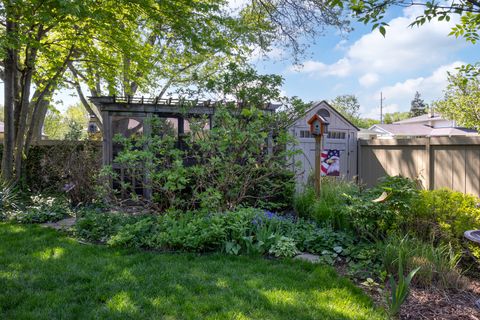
<box><xmin>380</xmin><ymin>92</ymin><xmax>385</xmax><ymax>124</ymax></box>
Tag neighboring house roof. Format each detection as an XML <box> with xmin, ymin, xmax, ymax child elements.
<box><xmin>371</xmin><ymin>124</ymin><xmax>433</xmax><ymax>136</ymax></box>
<box><xmin>289</xmin><ymin>100</ymin><xmax>360</xmax><ymax>131</ymax></box>
<box><xmin>429</xmin><ymin>127</ymin><xmax>478</xmax><ymax>136</ymax></box>
<box><xmin>393</xmin><ymin>113</ymin><xmax>443</xmax><ymax>124</ymax></box>
<box><xmin>370</xmin><ymin>123</ymin><xmax>477</xmax><ymax>137</ymax></box>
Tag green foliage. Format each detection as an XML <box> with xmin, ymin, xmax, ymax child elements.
<box><xmin>0</xmin><ymin>180</ymin><xmax>18</xmax><ymax>213</ymax></box>
<box><xmin>204</xmin><ymin>63</ymin><xmax>284</xmax><ymax>108</ymax></box>
<box><xmin>434</xmin><ymin>74</ymin><xmax>480</xmax><ymax>131</ymax></box>
<box><xmin>330</xmin><ymin>94</ymin><xmax>361</xmax><ymax>123</ymax></box>
<box><xmin>413</xmin><ymin>189</ymin><xmax>480</xmax><ymax>249</ymax></box>
<box><xmin>383</xmin><ymin>112</ymin><xmax>411</xmax><ymax>124</ymax></box>
<box><xmin>382</xmin><ymin>235</ymin><xmax>463</xmax><ymax>289</ymax></box>
<box><xmin>7</xmin><ymin>195</ymin><xmax>71</xmax><ymax>224</ymax></box>
<box><xmin>74</xmin><ymin>207</ymin><xmax>384</xmax><ymax>281</ymax></box>
<box><xmin>74</xmin><ymin>208</ymin><xmax>140</xmax><ymax>243</ymax></box>
<box><xmin>387</xmin><ymin>262</ymin><xmax>420</xmax><ymax>318</ymax></box>
<box><xmin>294</xmin><ymin>179</ymin><xmax>358</xmax><ymax>229</ymax></box>
<box><xmin>355</xmin><ymin>117</ymin><xmax>380</xmax><ymax>129</ymax></box>
<box><xmin>43</xmin><ymin>104</ymin><xmax>89</xmax><ymax>140</ymax></box>
<box><xmin>328</xmin><ymin>94</ymin><xmax>379</xmax><ymax>129</ymax></box>
<box><xmin>409</xmin><ymin>91</ymin><xmax>428</xmax><ymax>117</ymax></box>
<box><xmin>345</xmin><ymin>176</ymin><xmax>420</xmax><ymax>240</ymax></box>
<box><xmin>269</xmin><ymin>236</ymin><xmax>298</xmax><ymax>257</ymax></box>
<box><xmin>105</xmin><ymin>105</ymin><xmax>297</xmax><ymax>212</ymax></box>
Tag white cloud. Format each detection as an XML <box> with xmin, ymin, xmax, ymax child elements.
<box><xmin>288</xmin><ymin>58</ymin><xmax>351</xmax><ymax>77</ymax></box>
<box><xmin>358</xmin><ymin>61</ymin><xmax>463</xmax><ymax>119</ymax></box>
<box><xmin>249</xmin><ymin>46</ymin><xmax>284</xmax><ymax>62</ymax></box>
<box><xmin>362</xmin><ymin>103</ymin><xmax>400</xmax><ymax>120</ymax></box>
<box><xmin>359</xmin><ymin>73</ymin><xmax>379</xmax><ymax>87</ymax></box>
<box><xmin>377</xmin><ymin>61</ymin><xmax>463</xmax><ymax>103</ymax></box>
<box><xmin>288</xmin><ymin>8</ymin><xmax>464</xmax><ymax>78</ymax></box>
<box><xmin>334</xmin><ymin>39</ymin><xmax>348</xmax><ymax>51</ymax></box>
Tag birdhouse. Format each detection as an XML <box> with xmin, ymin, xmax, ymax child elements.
<box><xmin>307</xmin><ymin>114</ymin><xmax>329</xmax><ymax>136</ymax></box>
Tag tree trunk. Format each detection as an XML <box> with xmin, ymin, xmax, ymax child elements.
<box><xmin>68</xmin><ymin>63</ymin><xmax>103</xmax><ymax>131</ymax></box>
<box><xmin>14</xmin><ymin>50</ymin><xmax>36</xmax><ymax>182</ymax></box>
<box><xmin>24</xmin><ymin>89</ymin><xmax>52</xmax><ymax>151</ymax></box>
<box><xmin>1</xmin><ymin>16</ymin><xmax>16</xmax><ymax>182</ymax></box>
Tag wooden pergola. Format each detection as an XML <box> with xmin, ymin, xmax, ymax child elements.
<box><xmin>89</xmin><ymin>95</ymin><xmax>277</xmax><ymax>199</ymax></box>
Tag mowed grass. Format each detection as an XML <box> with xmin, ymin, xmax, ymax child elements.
<box><xmin>0</xmin><ymin>223</ymin><xmax>385</xmax><ymax>320</ymax></box>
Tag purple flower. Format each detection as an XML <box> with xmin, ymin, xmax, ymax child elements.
<box><xmin>63</xmin><ymin>183</ymin><xmax>75</xmax><ymax>192</ymax></box>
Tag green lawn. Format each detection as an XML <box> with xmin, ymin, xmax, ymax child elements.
<box><xmin>0</xmin><ymin>223</ymin><xmax>385</xmax><ymax>320</ymax></box>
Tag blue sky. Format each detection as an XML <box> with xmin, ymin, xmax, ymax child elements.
<box><xmin>252</xmin><ymin>5</ymin><xmax>479</xmax><ymax>119</ymax></box>
<box><xmin>1</xmin><ymin>4</ymin><xmax>478</xmax><ymax>120</ymax></box>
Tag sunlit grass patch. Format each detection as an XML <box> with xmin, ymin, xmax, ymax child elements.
<box><xmin>0</xmin><ymin>223</ymin><xmax>386</xmax><ymax>319</ymax></box>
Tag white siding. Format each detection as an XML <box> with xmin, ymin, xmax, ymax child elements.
<box><xmin>288</xmin><ymin>101</ymin><xmax>358</xmax><ymax>190</ymax></box>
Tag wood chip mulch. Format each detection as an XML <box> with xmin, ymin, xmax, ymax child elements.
<box><xmin>400</xmin><ymin>280</ymin><xmax>480</xmax><ymax>320</ymax></box>
<box><xmin>348</xmin><ymin>265</ymin><xmax>480</xmax><ymax>319</ymax></box>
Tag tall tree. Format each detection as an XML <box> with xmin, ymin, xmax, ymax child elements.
<box><xmin>245</xmin><ymin>0</ymin><xmax>350</xmax><ymax>58</ymax></box>
<box><xmin>330</xmin><ymin>94</ymin><xmax>362</xmax><ymax>125</ymax></box>
<box><xmin>0</xmin><ymin>0</ymin><xmax>254</xmax><ymax>182</ymax></box>
<box><xmin>434</xmin><ymin>74</ymin><xmax>480</xmax><ymax>131</ymax></box>
<box><xmin>43</xmin><ymin>103</ymin><xmax>89</xmax><ymax>140</ymax></box>
<box><xmin>0</xmin><ymin>0</ymin><xmax>352</xmax><ymax>183</ymax></box>
<box><xmin>384</xmin><ymin>112</ymin><xmax>411</xmax><ymax>124</ymax></box>
<box><xmin>410</xmin><ymin>92</ymin><xmax>428</xmax><ymax>117</ymax></box>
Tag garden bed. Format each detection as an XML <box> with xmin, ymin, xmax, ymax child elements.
<box><xmin>351</xmin><ymin>267</ymin><xmax>480</xmax><ymax>319</ymax></box>
<box><xmin>402</xmin><ymin>283</ymin><xmax>480</xmax><ymax>320</ymax></box>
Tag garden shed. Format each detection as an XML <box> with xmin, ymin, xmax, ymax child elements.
<box><xmin>288</xmin><ymin>100</ymin><xmax>359</xmax><ymax>188</ymax></box>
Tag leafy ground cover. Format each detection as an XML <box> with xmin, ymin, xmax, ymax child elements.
<box><xmin>0</xmin><ymin>223</ymin><xmax>385</xmax><ymax>320</ymax></box>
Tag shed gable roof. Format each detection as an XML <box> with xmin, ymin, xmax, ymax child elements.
<box><xmin>289</xmin><ymin>100</ymin><xmax>360</xmax><ymax>131</ymax></box>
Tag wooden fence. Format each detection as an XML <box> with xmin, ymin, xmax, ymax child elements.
<box><xmin>358</xmin><ymin>136</ymin><xmax>480</xmax><ymax>197</ymax></box>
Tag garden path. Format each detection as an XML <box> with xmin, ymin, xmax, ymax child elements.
<box><xmin>40</xmin><ymin>217</ymin><xmax>76</xmax><ymax>230</ymax></box>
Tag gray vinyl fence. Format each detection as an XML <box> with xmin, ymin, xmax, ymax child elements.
<box><xmin>358</xmin><ymin>136</ymin><xmax>480</xmax><ymax>197</ymax></box>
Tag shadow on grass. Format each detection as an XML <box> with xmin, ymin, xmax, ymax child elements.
<box><xmin>0</xmin><ymin>223</ymin><xmax>385</xmax><ymax>320</ymax></box>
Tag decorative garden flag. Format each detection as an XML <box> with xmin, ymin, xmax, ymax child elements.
<box><xmin>321</xmin><ymin>149</ymin><xmax>340</xmax><ymax>176</ymax></box>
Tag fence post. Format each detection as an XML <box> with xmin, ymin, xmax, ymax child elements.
<box><xmin>424</xmin><ymin>137</ymin><xmax>432</xmax><ymax>190</ymax></box>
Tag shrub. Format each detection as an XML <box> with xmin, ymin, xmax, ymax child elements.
<box><xmin>0</xmin><ymin>181</ymin><xmax>17</xmax><ymax>213</ymax></box>
<box><xmin>7</xmin><ymin>195</ymin><xmax>71</xmax><ymax>223</ymax></box>
<box><xmin>414</xmin><ymin>188</ymin><xmax>480</xmax><ymax>246</ymax></box>
<box><xmin>269</xmin><ymin>236</ymin><xmax>298</xmax><ymax>257</ymax></box>
<box><xmin>26</xmin><ymin>142</ymin><xmax>101</xmax><ymax>205</ymax></box>
<box><xmin>345</xmin><ymin>176</ymin><xmax>419</xmax><ymax>240</ymax></box>
<box><xmin>101</xmin><ymin>106</ymin><xmax>297</xmax><ymax>212</ymax></box>
<box><xmin>75</xmin><ymin>209</ymin><xmax>141</xmax><ymax>242</ymax></box>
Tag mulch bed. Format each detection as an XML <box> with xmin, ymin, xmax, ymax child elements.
<box><xmin>400</xmin><ymin>280</ymin><xmax>480</xmax><ymax>320</ymax></box>
<box><xmin>339</xmin><ymin>261</ymin><xmax>480</xmax><ymax>319</ymax></box>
